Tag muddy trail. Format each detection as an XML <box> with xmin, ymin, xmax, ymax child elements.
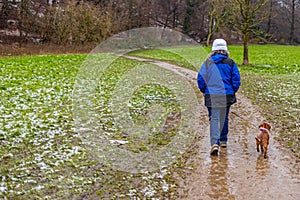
<box><xmin>124</xmin><ymin>55</ymin><xmax>300</xmax><ymax>200</ymax></box>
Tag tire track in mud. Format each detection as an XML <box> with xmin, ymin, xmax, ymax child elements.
<box><xmin>124</xmin><ymin>56</ymin><xmax>300</xmax><ymax>200</ymax></box>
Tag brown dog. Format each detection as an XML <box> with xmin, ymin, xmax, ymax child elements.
<box><xmin>255</xmin><ymin>123</ymin><xmax>271</xmax><ymax>158</ymax></box>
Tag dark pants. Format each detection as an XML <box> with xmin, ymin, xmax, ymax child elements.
<box><xmin>208</xmin><ymin>106</ymin><xmax>230</xmax><ymax>146</ymax></box>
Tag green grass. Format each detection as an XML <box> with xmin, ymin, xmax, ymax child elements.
<box><xmin>128</xmin><ymin>46</ymin><xmax>207</xmax><ymax>71</ymax></box>
<box><xmin>129</xmin><ymin>45</ymin><xmax>300</xmax><ymax>161</ymax></box>
<box><xmin>0</xmin><ymin>54</ymin><xmax>179</xmax><ymax>199</ymax></box>
<box><xmin>230</xmin><ymin>45</ymin><xmax>300</xmax><ymax>69</ymax></box>
<box><xmin>129</xmin><ymin>45</ymin><xmax>300</xmax><ymax>71</ymax></box>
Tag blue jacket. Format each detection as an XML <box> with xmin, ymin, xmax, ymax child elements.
<box><xmin>197</xmin><ymin>54</ymin><xmax>241</xmax><ymax>107</ymax></box>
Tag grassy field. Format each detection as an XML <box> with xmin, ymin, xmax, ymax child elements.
<box><xmin>0</xmin><ymin>45</ymin><xmax>299</xmax><ymax>198</ymax></box>
<box><xmin>130</xmin><ymin>45</ymin><xmax>300</xmax><ymax>160</ymax></box>
<box><xmin>0</xmin><ymin>54</ymin><xmax>183</xmax><ymax>199</ymax></box>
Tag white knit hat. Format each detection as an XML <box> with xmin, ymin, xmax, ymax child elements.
<box><xmin>212</xmin><ymin>38</ymin><xmax>228</xmax><ymax>52</ymax></box>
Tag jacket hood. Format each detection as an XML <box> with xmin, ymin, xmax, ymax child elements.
<box><xmin>210</xmin><ymin>54</ymin><xmax>228</xmax><ymax>64</ymax></box>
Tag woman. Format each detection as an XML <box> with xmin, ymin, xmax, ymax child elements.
<box><xmin>197</xmin><ymin>38</ymin><xmax>241</xmax><ymax>155</ymax></box>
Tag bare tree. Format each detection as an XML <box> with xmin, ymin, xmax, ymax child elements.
<box><xmin>1</xmin><ymin>0</ymin><xmax>299</xmax><ymax>46</ymax></box>
<box><xmin>206</xmin><ymin>0</ymin><xmax>229</xmax><ymax>46</ymax></box>
<box><xmin>43</xmin><ymin>1</ymin><xmax>113</xmax><ymax>44</ymax></box>
<box><xmin>181</xmin><ymin>0</ymin><xmax>208</xmax><ymax>41</ymax></box>
<box><xmin>151</xmin><ymin>0</ymin><xmax>182</xmax><ymax>28</ymax></box>
<box><xmin>183</xmin><ymin>0</ymin><xmax>196</xmax><ymax>33</ymax></box>
<box><xmin>266</xmin><ymin>0</ymin><xmax>274</xmax><ymax>33</ymax></box>
<box><xmin>284</xmin><ymin>0</ymin><xmax>300</xmax><ymax>44</ymax></box>
<box><xmin>227</xmin><ymin>0</ymin><xmax>270</xmax><ymax>65</ymax></box>
<box><xmin>289</xmin><ymin>0</ymin><xmax>296</xmax><ymax>43</ymax></box>
<box><xmin>0</xmin><ymin>0</ymin><xmax>9</xmax><ymax>29</ymax></box>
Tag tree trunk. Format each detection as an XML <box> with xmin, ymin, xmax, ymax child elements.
<box><xmin>243</xmin><ymin>33</ymin><xmax>249</xmax><ymax>65</ymax></box>
<box><xmin>289</xmin><ymin>0</ymin><xmax>295</xmax><ymax>44</ymax></box>
<box><xmin>128</xmin><ymin>0</ymin><xmax>133</xmax><ymax>29</ymax></box>
<box><xmin>206</xmin><ymin>4</ymin><xmax>214</xmax><ymax>46</ymax></box>
<box><xmin>18</xmin><ymin>0</ymin><xmax>25</xmax><ymax>48</ymax></box>
<box><xmin>266</xmin><ymin>0</ymin><xmax>273</xmax><ymax>33</ymax></box>
<box><xmin>0</xmin><ymin>0</ymin><xmax>9</xmax><ymax>29</ymax></box>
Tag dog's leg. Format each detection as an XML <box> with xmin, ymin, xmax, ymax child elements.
<box><xmin>263</xmin><ymin>145</ymin><xmax>268</xmax><ymax>158</ymax></box>
<box><xmin>255</xmin><ymin>137</ymin><xmax>260</xmax><ymax>152</ymax></box>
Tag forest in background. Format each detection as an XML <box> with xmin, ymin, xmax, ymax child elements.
<box><xmin>0</xmin><ymin>0</ymin><xmax>299</xmax><ymax>46</ymax></box>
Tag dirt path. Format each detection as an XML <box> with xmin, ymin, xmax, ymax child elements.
<box><xmin>124</xmin><ymin>56</ymin><xmax>300</xmax><ymax>199</ymax></box>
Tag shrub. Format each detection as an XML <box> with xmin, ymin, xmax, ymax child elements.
<box><xmin>43</xmin><ymin>1</ymin><xmax>113</xmax><ymax>45</ymax></box>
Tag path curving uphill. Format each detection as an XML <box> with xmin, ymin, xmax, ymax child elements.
<box><xmin>124</xmin><ymin>55</ymin><xmax>300</xmax><ymax>200</ymax></box>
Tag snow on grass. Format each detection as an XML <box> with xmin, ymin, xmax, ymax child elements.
<box><xmin>0</xmin><ymin>54</ymin><xmax>177</xmax><ymax>199</ymax></box>
<box><xmin>0</xmin><ymin>55</ymin><xmax>93</xmax><ymax>198</ymax></box>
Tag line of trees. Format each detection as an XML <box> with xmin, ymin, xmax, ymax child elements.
<box><xmin>0</xmin><ymin>0</ymin><xmax>299</xmax><ymax>47</ymax></box>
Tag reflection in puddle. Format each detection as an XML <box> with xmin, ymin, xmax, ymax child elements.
<box><xmin>255</xmin><ymin>155</ymin><xmax>270</xmax><ymax>177</ymax></box>
<box><xmin>208</xmin><ymin>150</ymin><xmax>235</xmax><ymax>200</ymax></box>
<box><xmin>175</xmin><ymin>119</ymin><xmax>300</xmax><ymax>200</ymax></box>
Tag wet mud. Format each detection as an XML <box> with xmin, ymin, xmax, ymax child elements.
<box><xmin>125</xmin><ymin>55</ymin><xmax>300</xmax><ymax>200</ymax></box>
<box><xmin>175</xmin><ymin>95</ymin><xmax>300</xmax><ymax>200</ymax></box>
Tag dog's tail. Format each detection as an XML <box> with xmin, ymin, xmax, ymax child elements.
<box><xmin>255</xmin><ymin>136</ymin><xmax>261</xmax><ymax>143</ymax></box>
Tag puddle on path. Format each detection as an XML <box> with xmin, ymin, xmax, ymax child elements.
<box><xmin>125</xmin><ymin>56</ymin><xmax>300</xmax><ymax>200</ymax></box>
